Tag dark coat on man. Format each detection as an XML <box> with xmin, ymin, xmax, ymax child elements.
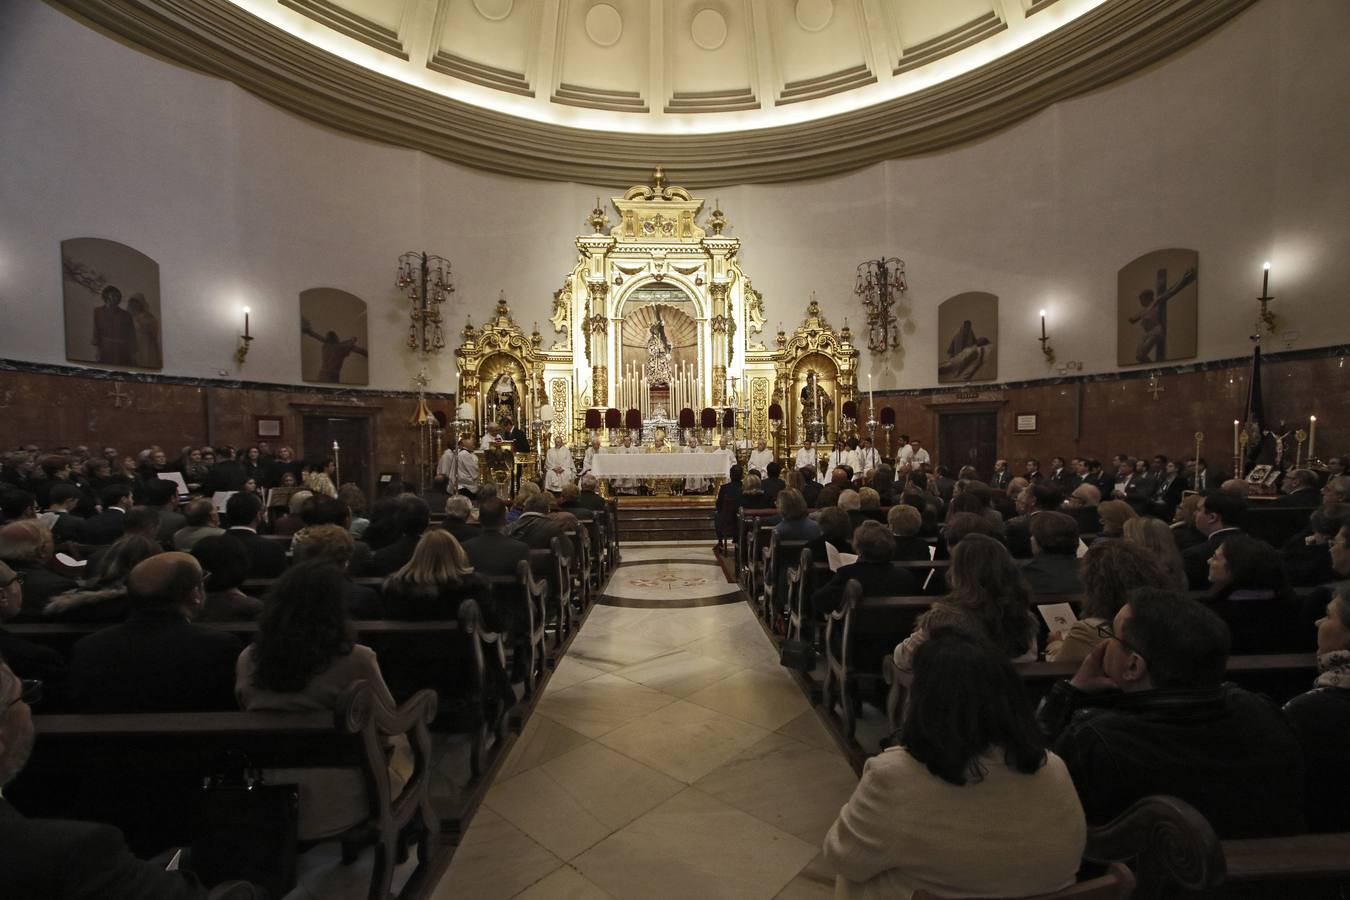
<box><xmin>801</xmin><ymin>479</ymin><xmax>823</xmax><ymax>508</ymax></box>
<box><xmin>1049</xmin><ymin>469</ymin><xmax>1081</xmax><ymax>494</ymax></box>
<box><xmin>576</xmin><ymin>490</ymin><xmax>607</xmax><ymax>512</ymax></box>
<box><xmin>714</xmin><ymin>480</ymin><xmax>743</xmax><ymax>540</ymax></box>
<box><xmin>0</xmin><ymin>627</ymin><xmax>68</xmax><ymax>690</ymax></box>
<box><xmin>8</xmin><ymin>562</ymin><xmax>79</xmax><ymax>621</ymax></box>
<box><xmin>441</xmin><ymin>518</ymin><xmax>482</xmax><ymax>545</ymax></box>
<box><xmin>202</xmin><ymin>460</ymin><xmax>247</xmax><ymax>494</ymax></box>
<box><xmin>1285</xmin><ymin>684</ymin><xmax>1350</xmax><ymax>833</ymax></box>
<box><xmin>761</xmin><ymin>477</ymin><xmax>786</xmax><ymax>507</ymax></box>
<box><xmin>224</xmin><ymin>527</ymin><xmax>288</xmax><ymax>578</ymax></box>
<box><xmin>1038</xmin><ymin>681</ymin><xmax>1306</xmax><ymax>838</ymax></box>
<box><xmin>0</xmin><ymin>798</ymin><xmax>209</xmax><ymax>900</ymax></box>
<box><xmin>1272</xmin><ymin>487</ymin><xmax>1322</xmax><ymax>509</ymax></box>
<box><xmin>1019</xmin><ymin>554</ymin><xmax>1083</xmax><ymax>596</ymax></box>
<box><xmin>68</xmin><ymin>609</ymin><xmax>242</xmax><ymax>712</ymax></box>
<box><xmin>1181</xmin><ymin>527</ymin><xmax>1245</xmax><ymax>590</ymax></box>
<box><xmin>81</xmin><ymin>506</ymin><xmax>128</xmax><ymax>545</ymax></box>
<box><xmin>462</xmin><ymin>530</ymin><xmax>531</xmax><ymax>578</ymax></box>
<box><xmin>370</xmin><ymin>532</ymin><xmax>423</xmax><ymax>577</ymax></box>
<box><xmin>810</xmin><ymin>560</ymin><xmax>918</xmax><ymax>617</ymax></box>
<box><xmin>48</xmin><ymin>509</ymin><xmax>87</xmax><ymax>544</ymax></box>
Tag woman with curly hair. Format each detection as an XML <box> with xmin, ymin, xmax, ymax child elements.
<box><xmin>235</xmin><ymin>560</ymin><xmax>409</xmax><ymax>840</ymax></box>
<box><xmin>44</xmin><ymin>534</ymin><xmax>161</xmax><ymax>622</ymax></box>
<box><xmin>1045</xmin><ymin>540</ymin><xmax>1172</xmax><ymax>663</ymax></box>
<box><xmin>892</xmin><ymin>533</ymin><xmax>1036</xmax><ymax>687</ymax></box>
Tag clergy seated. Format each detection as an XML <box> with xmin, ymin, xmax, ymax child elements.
<box><xmin>1036</xmin><ymin>589</ymin><xmax>1307</xmax><ymax>838</ymax></box>
<box><xmin>543</xmin><ymin>438</ymin><xmax>575</xmax><ymax>493</ymax></box>
<box><xmin>823</xmin><ymin>627</ymin><xmax>1085</xmax><ymax>900</ymax></box>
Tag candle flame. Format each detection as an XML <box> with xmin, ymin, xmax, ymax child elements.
<box><xmin>1039</xmin><ymin>309</ymin><xmax>1047</xmax><ymax>317</ymax></box>
<box><xmin>242</xmin><ymin>306</ymin><xmax>251</xmax><ymax>314</ymax></box>
<box><xmin>1263</xmin><ymin>262</ymin><xmax>1271</xmax><ymax>271</ymax></box>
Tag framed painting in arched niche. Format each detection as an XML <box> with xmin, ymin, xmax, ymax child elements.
<box><xmin>938</xmin><ymin>292</ymin><xmax>998</xmax><ymax>384</ymax></box>
<box><xmin>60</xmin><ymin>237</ymin><xmax>163</xmax><ymax>370</ymax></box>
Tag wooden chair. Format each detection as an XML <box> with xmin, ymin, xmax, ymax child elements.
<box><xmin>17</xmin><ymin>681</ymin><xmax>442</xmax><ymax>900</ymax></box>
<box><xmin>786</xmin><ymin>548</ymin><xmax>832</xmax><ymax>643</ymax></box>
<box><xmin>912</xmin><ymin>862</ymin><xmax>1135</xmax><ymax>899</ymax></box>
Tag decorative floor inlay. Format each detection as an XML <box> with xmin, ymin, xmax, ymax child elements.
<box><xmin>438</xmin><ymin>548</ymin><xmax>855</xmax><ymax>899</ymax></box>
<box><xmin>602</xmin><ymin>561</ymin><xmax>741</xmax><ymax>608</ymax></box>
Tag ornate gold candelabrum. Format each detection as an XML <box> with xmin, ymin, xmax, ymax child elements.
<box><xmin>396</xmin><ymin>251</ymin><xmax>453</xmax><ymax>353</ymax></box>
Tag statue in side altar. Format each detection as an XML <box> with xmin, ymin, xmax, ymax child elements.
<box><xmin>644</xmin><ymin>307</ymin><xmax>674</xmax><ymax>386</ymax></box>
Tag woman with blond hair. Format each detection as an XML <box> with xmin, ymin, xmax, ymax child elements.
<box><xmin>1123</xmin><ymin>515</ymin><xmax>1189</xmax><ymax>591</ymax></box>
<box><xmin>1093</xmin><ymin>499</ymin><xmax>1136</xmax><ymax>542</ymax></box>
<box><xmin>1045</xmin><ymin>540</ymin><xmax>1173</xmax><ymax>663</ymax></box>
<box><xmin>382</xmin><ymin>529</ymin><xmax>490</xmax><ymax>624</ymax></box>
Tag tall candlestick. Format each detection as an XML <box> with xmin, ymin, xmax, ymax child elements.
<box><xmin>1309</xmin><ymin>415</ymin><xmax>1317</xmax><ymax>459</ymax></box>
<box><xmin>868</xmin><ymin>373</ymin><xmax>874</xmax><ymax>416</ymax></box>
<box><xmin>1261</xmin><ymin>261</ymin><xmax>1270</xmax><ymax>298</ymax></box>
<box><xmin>1233</xmin><ymin>419</ymin><xmax>1240</xmax><ymax>471</ymax></box>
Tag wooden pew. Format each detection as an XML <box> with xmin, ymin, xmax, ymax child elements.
<box><xmin>8</xmin><ymin>606</ymin><xmax>516</xmax><ymax>778</ymax></box>
<box><xmin>760</xmin><ymin>534</ymin><xmax>811</xmax><ymax>630</ymax></box>
<box><xmin>1220</xmin><ymin>833</ymin><xmax>1350</xmax><ymax>895</ymax></box>
<box><xmin>482</xmin><ymin>560</ymin><xmax>550</xmax><ymax>699</ymax></box>
<box><xmin>12</xmin><ymin>681</ymin><xmax>441</xmax><ymax>900</ymax></box>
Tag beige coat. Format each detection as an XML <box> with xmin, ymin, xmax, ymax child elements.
<box><xmin>823</xmin><ymin>747</ymin><xmax>1085</xmax><ymax>900</ymax></box>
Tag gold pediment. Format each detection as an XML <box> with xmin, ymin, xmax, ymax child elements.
<box><xmin>610</xmin><ymin>167</ymin><xmax>707</xmax><ymax>241</ymax></box>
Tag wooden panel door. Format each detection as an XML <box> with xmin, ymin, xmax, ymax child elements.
<box><xmin>302</xmin><ymin>415</ymin><xmax>371</xmax><ymax>496</ymax></box>
<box><xmin>938</xmin><ymin>411</ymin><xmax>998</xmax><ymax>480</ymax></box>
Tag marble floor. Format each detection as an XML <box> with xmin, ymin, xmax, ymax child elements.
<box><xmin>436</xmin><ymin>543</ymin><xmax>859</xmax><ymax>899</ymax></box>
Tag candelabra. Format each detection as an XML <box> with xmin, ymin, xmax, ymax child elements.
<box><xmin>396</xmin><ymin>251</ymin><xmax>453</xmax><ymax>353</ymax></box>
<box><xmin>854</xmin><ymin>257</ymin><xmax>907</xmax><ymax>353</ymax></box>
<box><xmin>531</xmin><ymin>404</ymin><xmax>554</xmax><ymax>475</ymax></box>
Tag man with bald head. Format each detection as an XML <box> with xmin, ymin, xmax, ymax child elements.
<box><xmin>67</xmin><ymin>553</ymin><xmax>241</xmax><ymax>712</ymax></box>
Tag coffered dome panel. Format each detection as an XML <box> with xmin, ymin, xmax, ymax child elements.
<box><xmin>54</xmin><ymin>0</ymin><xmax>1258</xmax><ymax>185</ymax></box>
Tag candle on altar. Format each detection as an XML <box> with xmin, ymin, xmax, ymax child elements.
<box><xmin>1233</xmin><ymin>420</ymin><xmax>1240</xmax><ymax>459</ymax></box>
<box><xmin>1262</xmin><ymin>262</ymin><xmax>1270</xmax><ymax>298</ymax></box>
<box><xmin>868</xmin><ymin>373</ymin><xmax>874</xmax><ymax>415</ymax></box>
<box><xmin>1309</xmin><ymin>415</ymin><xmax>1317</xmax><ymax>458</ymax></box>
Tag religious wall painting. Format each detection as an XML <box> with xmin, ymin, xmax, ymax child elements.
<box><xmin>60</xmin><ymin>237</ymin><xmax>163</xmax><ymax>369</ymax></box>
<box><xmin>1117</xmin><ymin>249</ymin><xmax>1198</xmax><ymax>367</ymax></box>
<box><xmin>938</xmin><ymin>292</ymin><xmax>998</xmax><ymax>383</ymax></box>
<box><xmin>300</xmin><ymin>287</ymin><xmax>369</xmax><ymax>385</ymax></box>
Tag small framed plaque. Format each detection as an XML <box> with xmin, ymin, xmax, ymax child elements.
<box><xmin>255</xmin><ymin>416</ymin><xmax>283</xmax><ymax>439</ymax></box>
<box><xmin>1015</xmin><ymin>412</ymin><xmax>1039</xmax><ymax>435</ymax></box>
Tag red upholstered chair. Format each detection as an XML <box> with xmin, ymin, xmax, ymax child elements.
<box><xmin>699</xmin><ymin>407</ymin><xmax>718</xmax><ymax>429</ymax></box>
<box><xmin>879</xmin><ymin>407</ymin><xmax>896</xmax><ymax>426</ymax></box>
<box><xmin>584</xmin><ymin>408</ymin><xmax>602</xmax><ymax>432</ymax></box>
<box><xmin>604</xmin><ymin>408</ymin><xmax>622</xmax><ymax>430</ymax></box>
<box><xmin>721</xmin><ymin>409</ymin><xmax>735</xmax><ymax>429</ymax></box>
<box><xmin>768</xmin><ymin>402</ymin><xmax>783</xmax><ymax>423</ymax></box>
<box><xmin>678</xmin><ymin>408</ymin><xmax>696</xmax><ymax>428</ymax></box>
<box><xmin>841</xmin><ymin>400</ymin><xmax>858</xmax><ymax>421</ymax></box>
<box><xmin>625</xmin><ymin>408</ymin><xmax>642</xmax><ymax>431</ymax></box>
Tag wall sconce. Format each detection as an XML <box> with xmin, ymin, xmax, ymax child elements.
<box><xmin>1254</xmin><ymin>261</ymin><xmax>1277</xmax><ymax>337</ymax></box>
<box><xmin>396</xmin><ymin>251</ymin><xmax>453</xmax><ymax>354</ymax></box>
<box><xmin>1038</xmin><ymin>309</ymin><xmax>1055</xmax><ymax>364</ymax></box>
<box><xmin>854</xmin><ymin>257</ymin><xmax>907</xmax><ymax>353</ymax></box>
<box><xmin>234</xmin><ymin>306</ymin><xmax>254</xmax><ymax>364</ymax></box>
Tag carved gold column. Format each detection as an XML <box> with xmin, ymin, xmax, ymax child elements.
<box><xmin>586</xmin><ymin>279</ymin><xmax>610</xmax><ymax>407</ymax></box>
<box><xmin>710</xmin><ymin>280</ymin><xmax>730</xmax><ymax>404</ymax></box>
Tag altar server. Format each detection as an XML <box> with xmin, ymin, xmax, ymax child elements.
<box><xmin>581</xmin><ymin>437</ymin><xmax>602</xmax><ymax>478</ymax></box>
<box><xmin>437</xmin><ymin>435</ymin><xmax>480</xmax><ymax>496</ymax></box>
<box><xmin>684</xmin><ymin>436</ymin><xmax>711</xmax><ymax>493</ymax></box>
<box><xmin>828</xmin><ymin>438</ymin><xmax>857</xmax><ymax>475</ymax></box>
<box><xmin>748</xmin><ymin>439</ymin><xmax>773</xmax><ymax>477</ymax></box>
<box><xmin>795</xmin><ymin>440</ymin><xmax>819</xmax><ymax>475</ymax></box>
<box><xmin>856</xmin><ymin>437</ymin><xmax>882</xmax><ymax>478</ymax></box>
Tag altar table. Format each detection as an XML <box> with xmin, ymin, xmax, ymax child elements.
<box><xmin>589</xmin><ymin>450</ymin><xmax>732</xmax><ymax>479</ymax></box>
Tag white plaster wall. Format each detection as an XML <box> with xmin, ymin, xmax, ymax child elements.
<box><xmin>1</xmin><ymin>0</ymin><xmax>1348</xmax><ymax>394</ymax></box>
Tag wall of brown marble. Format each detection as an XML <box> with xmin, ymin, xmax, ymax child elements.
<box><xmin>0</xmin><ymin>367</ymin><xmax>457</xmax><ymax>494</ymax></box>
<box><xmin>863</xmin><ymin>351</ymin><xmax>1349</xmax><ymax>474</ymax></box>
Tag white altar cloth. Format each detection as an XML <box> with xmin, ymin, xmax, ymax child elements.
<box><xmin>590</xmin><ymin>449</ymin><xmax>732</xmax><ymax>479</ymax></box>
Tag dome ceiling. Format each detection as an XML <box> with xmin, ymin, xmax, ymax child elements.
<box><xmin>55</xmin><ymin>0</ymin><xmax>1255</xmax><ymax>186</ymax></box>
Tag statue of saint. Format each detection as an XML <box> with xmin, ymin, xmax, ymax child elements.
<box><xmin>800</xmin><ymin>371</ymin><xmax>832</xmax><ymax>433</ymax></box>
<box><xmin>489</xmin><ymin>372</ymin><xmax>517</xmax><ymax>424</ymax></box>
<box><xmin>644</xmin><ymin>307</ymin><xmax>674</xmax><ymax>386</ymax></box>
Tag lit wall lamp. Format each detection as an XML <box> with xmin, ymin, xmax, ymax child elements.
<box><xmin>235</xmin><ymin>306</ymin><xmax>254</xmax><ymax>364</ymax></box>
<box><xmin>1255</xmin><ymin>261</ymin><xmax>1277</xmax><ymax>337</ymax></box>
<box><xmin>1038</xmin><ymin>309</ymin><xmax>1055</xmax><ymax>364</ymax></box>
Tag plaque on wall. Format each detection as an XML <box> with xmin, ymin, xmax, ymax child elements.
<box><xmin>1015</xmin><ymin>412</ymin><xmax>1039</xmax><ymax>434</ymax></box>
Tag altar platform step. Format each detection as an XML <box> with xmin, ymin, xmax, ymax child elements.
<box><xmin>614</xmin><ymin>497</ymin><xmax>718</xmax><ymax>543</ymax></box>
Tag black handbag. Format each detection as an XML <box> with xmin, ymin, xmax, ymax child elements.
<box><xmin>779</xmin><ymin>639</ymin><xmax>816</xmax><ymax>671</ymax></box>
<box><xmin>191</xmin><ymin>753</ymin><xmax>300</xmax><ymax>899</ymax></box>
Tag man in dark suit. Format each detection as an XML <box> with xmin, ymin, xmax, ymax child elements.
<box><xmin>67</xmin><ymin>552</ymin><xmax>242</xmax><ymax>712</ymax></box>
<box><xmin>575</xmin><ymin>475</ymin><xmax>607</xmax><ymax>512</ymax></box>
<box><xmin>760</xmin><ymin>461</ymin><xmax>786</xmax><ymax>508</ymax></box>
<box><xmin>141</xmin><ymin>478</ymin><xmax>186</xmax><ymax>547</ymax></box>
<box><xmin>1048</xmin><ymin>457</ymin><xmax>1081</xmax><ymax>495</ymax></box>
<box><xmin>1273</xmin><ymin>469</ymin><xmax>1323</xmax><ymax>509</ymax></box>
<box><xmin>1023</xmin><ymin>459</ymin><xmax>1043</xmax><ymax>483</ymax></box>
<box><xmin>1005</xmin><ymin>484</ymin><xmax>1066</xmax><ymax>559</ymax></box>
<box><xmin>223</xmin><ymin>492</ymin><xmax>287</xmax><ymax>578</ymax></box>
<box><xmin>990</xmin><ymin>459</ymin><xmax>1012</xmax><ymax>490</ymax></box>
<box><xmin>502</xmin><ymin>417</ymin><xmax>531</xmax><ymax>453</ymax></box>
<box><xmin>370</xmin><ymin>495</ymin><xmax>430</xmax><ymax>576</ymax></box>
<box><xmin>0</xmin><ymin>561</ymin><xmax>68</xmax><ymax>688</ymax></box>
<box><xmin>440</xmin><ymin>494</ymin><xmax>483</xmax><ymax>544</ymax></box>
<box><xmin>557</xmin><ymin>484</ymin><xmax>595</xmax><ymax>521</ymax></box>
<box><xmin>42</xmin><ymin>484</ymin><xmax>87</xmax><ymax>544</ymax></box>
<box><xmin>463</xmin><ymin>498</ymin><xmax>531</xmax><ymax>577</ymax></box>
<box><xmin>1182</xmin><ymin>490</ymin><xmax>1247</xmax><ymax>589</ymax></box>
<box><xmin>82</xmin><ymin>483</ymin><xmax>133</xmax><ymax>545</ymax></box>
<box><xmin>0</xmin><ymin>658</ymin><xmax>225</xmax><ymax>899</ymax></box>
<box><xmin>1147</xmin><ymin>460</ymin><xmax>1187</xmax><ymax>520</ymax></box>
<box><xmin>507</xmin><ymin>493</ymin><xmax>569</xmax><ymax>553</ymax></box>
<box><xmin>800</xmin><ymin>467</ymin><xmax>823</xmax><ymax>508</ymax></box>
<box><xmin>0</xmin><ymin>521</ymin><xmax>79</xmax><ymax>620</ymax></box>
<box><xmin>1020</xmin><ymin>512</ymin><xmax>1083</xmax><ymax>595</ymax></box>
<box><xmin>202</xmin><ymin>447</ymin><xmax>246</xmax><ymax>494</ymax></box>
<box><xmin>810</xmin><ymin>521</ymin><xmax>918</xmax><ymax>616</ymax></box>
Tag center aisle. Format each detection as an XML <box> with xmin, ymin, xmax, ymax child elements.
<box><xmin>437</xmin><ymin>543</ymin><xmax>858</xmax><ymax>900</ymax></box>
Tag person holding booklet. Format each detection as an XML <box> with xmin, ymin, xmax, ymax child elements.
<box><xmin>1044</xmin><ymin>541</ymin><xmax>1173</xmax><ymax>664</ymax></box>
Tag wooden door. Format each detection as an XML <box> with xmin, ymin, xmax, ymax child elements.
<box><xmin>938</xmin><ymin>411</ymin><xmax>998</xmax><ymax>480</ymax></box>
<box><xmin>302</xmin><ymin>415</ymin><xmax>371</xmax><ymax>496</ymax></box>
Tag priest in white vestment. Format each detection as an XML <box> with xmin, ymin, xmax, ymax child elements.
<box><xmin>828</xmin><ymin>439</ymin><xmax>858</xmax><ymax>475</ymax></box>
<box><xmin>856</xmin><ymin>438</ymin><xmax>882</xmax><ymax>478</ymax></box>
<box><xmin>613</xmin><ymin>434</ymin><xmax>639</xmax><ymax>495</ymax></box>
<box><xmin>684</xmin><ymin>436</ymin><xmax>711</xmax><ymax>493</ymax></box>
<box><xmin>795</xmin><ymin>440</ymin><xmax>818</xmax><ymax>476</ymax></box>
<box><xmin>747</xmin><ymin>439</ymin><xmax>773</xmax><ymax>477</ymax></box>
<box><xmin>437</xmin><ymin>436</ymin><xmax>481</xmax><ymax>495</ymax></box>
<box><xmin>544</xmin><ymin>435</ymin><xmax>575</xmax><ymax>492</ymax></box>
<box><xmin>581</xmin><ymin>437</ymin><xmax>602</xmax><ymax>478</ymax></box>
